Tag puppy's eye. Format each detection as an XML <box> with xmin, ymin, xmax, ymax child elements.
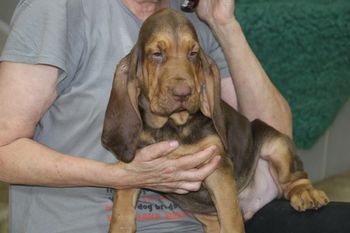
<box><xmin>188</xmin><ymin>49</ymin><xmax>199</xmax><ymax>60</ymax></box>
<box><xmin>190</xmin><ymin>51</ymin><xmax>198</xmax><ymax>57</ymax></box>
<box><xmin>153</xmin><ymin>52</ymin><xmax>163</xmax><ymax>58</ymax></box>
<box><xmin>151</xmin><ymin>51</ymin><xmax>165</xmax><ymax>63</ymax></box>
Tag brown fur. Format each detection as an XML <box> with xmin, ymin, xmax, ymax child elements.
<box><xmin>102</xmin><ymin>9</ymin><xmax>328</xmax><ymax>233</ymax></box>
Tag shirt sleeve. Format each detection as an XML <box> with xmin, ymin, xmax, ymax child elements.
<box><xmin>0</xmin><ymin>0</ymin><xmax>85</xmax><ymax>88</ymax></box>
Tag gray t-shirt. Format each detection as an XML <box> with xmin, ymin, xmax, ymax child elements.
<box><xmin>0</xmin><ymin>0</ymin><xmax>229</xmax><ymax>232</ymax></box>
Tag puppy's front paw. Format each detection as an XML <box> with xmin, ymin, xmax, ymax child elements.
<box><xmin>290</xmin><ymin>185</ymin><xmax>329</xmax><ymax>211</ymax></box>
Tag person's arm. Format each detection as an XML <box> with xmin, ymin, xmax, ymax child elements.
<box><xmin>0</xmin><ymin>62</ymin><xmax>220</xmax><ymax>193</ymax></box>
<box><xmin>197</xmin><ymin>0</ymin><xmax>292</xmax><ymax>137</ymax></box>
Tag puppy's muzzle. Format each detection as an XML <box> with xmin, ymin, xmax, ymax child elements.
<box><xmin>171</xmin><ymin>82</ymin><xmax>192</xmax><ymax>103</ymax></box>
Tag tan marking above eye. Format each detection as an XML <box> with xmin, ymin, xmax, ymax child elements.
<box><xmin>177</xmin><ymin>37</ymin><xmax>199</xmax><ymax>59</ymax></box>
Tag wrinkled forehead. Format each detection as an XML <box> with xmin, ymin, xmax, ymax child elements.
<box><xmin>144</xmin><ymin>30</ymin><xmax>198</xmax><ymax>53</ymax></box>
<box><xmin>138</xmin><ymin>10</ymin><xmax>199</xmax><ymax>47</ymax></box>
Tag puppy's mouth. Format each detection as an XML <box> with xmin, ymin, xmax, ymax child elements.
<box><xmin>154</xmin><ymin>100</ymin><xmax>199</xmax><ymax>116</ymax></box>
<box><xmin>147</xmin><ymin>100</ymin><xmax>198</xmax><ymax>126</ymax></box>
<box><xmin>145</xmin><ymin>83</ymin><xmax>201</xmax><ymax>126</ymax></box>
<box><xmin>170</xmin><ymin>102</ymin><xmax>190</xmax><ymax>113</ymax></box>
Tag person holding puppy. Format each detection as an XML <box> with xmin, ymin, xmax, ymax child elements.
<box><xmin>2</xmin><ymin>1</ymin><xmax>344</xmax><ymax>233</ymax></box>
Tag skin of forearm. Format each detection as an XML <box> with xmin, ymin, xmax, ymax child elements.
<box><xmin>0</xmin><ymin>137</ymin><xmax>121</xmax><ymax>188</ymax></box>
<box><xmin>210</xmin><ymin>19</ymin><xmax>292</xmax><ymax>137</ymax></box>
<box><xmin>0</xmin><ymin>138</ymin><xmax>215</xmax><ymax>192</ymax></box>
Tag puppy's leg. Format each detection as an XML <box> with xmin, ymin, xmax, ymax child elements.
<box><xmin>109</xmin><ymin>189</ymin><xmax>141</xmax><ymax>233</ymax></box>
<box><xmin>194</xmin><ymin>213</ymin><xmax>220</xmax><ymax>233</ymax></box>
<box><xmin>252</xmin><ymin>120</ymin><xmax>329</xmax><ymax>211</ymax></box>
<box><xmin>204</xmin><ymin>162</ymin><xmax>245</xmax><ymax>233</ymax></box>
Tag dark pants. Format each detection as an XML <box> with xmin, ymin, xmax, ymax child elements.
<box><xmin>245</xmin><ymin>200</ymin><xmax>350</xmax><ymax>233</ymax></box>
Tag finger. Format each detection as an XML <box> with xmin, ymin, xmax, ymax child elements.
<box><xmin>150</xmin><ymin>181</ymin><xmax>201</xmax><ymax>194</ymax></box>
<box><xmin>145</xmin><ymin>182</ymin><xmax>190</xmax><ymax>194</ymax></box>
<box><xmin>178</xmin><ymin>181</ymin><xmax>202</xmax><ymax>192</ymax></box>
<box><xmin>159</xmin><ymin>181</ymin><xmax>202</xmax><ymax>192</ymax></box>
<box><xmin>173</xmin><ymin>189</ymin><xmax>190</xmax><ymax>194</ymax></box>
<box><xmin>176</xmin><ymin>145</ymin><xmax>218</xmax><ymax>170</ymax></box>
<box><xmin>137</xmin><ymin>140</ymin><xmax>179</xmax><ymax>161</ymax></box>
<box><xmin>169</xmin><ymin>188</ymin><xmax>192</xmax><ymax>194</ymax></box>
<box><xmin>178</xmin><ymin>155</ymin><xmax>221</xmax><ymax>182</ymax></box>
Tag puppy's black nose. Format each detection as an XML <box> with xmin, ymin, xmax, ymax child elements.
<box><xmin>172</xmin><ymin>84</ymin><xmax>191</xmax><ymax>102</ymax></box>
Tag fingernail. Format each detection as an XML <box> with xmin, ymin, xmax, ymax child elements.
<box><xmin>169</xmin><ymin>140</ymin><xmax>179</xmax><ymax>148</ymax></box>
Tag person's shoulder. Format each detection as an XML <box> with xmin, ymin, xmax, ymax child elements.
<box><xmin>14</xmin><ymin>0</ymin><xmax>88</xmax><ymax>23</ymax></box>
<box><xmin>17</xmin><ymin>0</ymin><xmax>99</xmax><ymax>13</ymax></box>
<box><xmin>12</xmin><ymin>0</ymin><xmax>69</xmax><ymax>21</ymax></box>
<box><xmin>17</xmin><ymin>0</ymin><xmax>69</xmax><ymax>8</ymax></box>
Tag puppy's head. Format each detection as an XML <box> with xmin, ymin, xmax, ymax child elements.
<box><xmin>138</xmin><ymin>9</ymin><xmax>208</xmax><ymax>127</ymax></box>
<box><xmin>102</xmin><ymin>9</ymin><xmax>225</xmax><ymax>162</ymax></box>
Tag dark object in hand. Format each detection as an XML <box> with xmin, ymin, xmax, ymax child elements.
<box><xmin>181</xmin><ymin>0</ymin><xmax>199</xmax><ymax>12</ymax></box>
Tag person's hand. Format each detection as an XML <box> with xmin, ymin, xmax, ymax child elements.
<box><xmin>195</xmin><ymin>0</ymin><xmax>236</xmax><ymax>27</ymax></box>
<box><xmin>113</xmin><ymin>141</ymin><xmax>221</xmax><ymax>194</ymax></box>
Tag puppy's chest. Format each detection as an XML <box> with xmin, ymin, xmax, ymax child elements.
<box><xmin>140</xmin><ymin>115</ymin><xmax>225</xmax><ymax>158</ymax></box>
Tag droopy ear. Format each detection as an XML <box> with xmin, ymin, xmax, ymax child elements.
<box><xmin>198</xmin><ymin>50</ymin><xmax>261</xmax><ymax>190</ymax></box>
<box><xmin>102</xmin><ymin>46</ymin><xmax>142</xmax><ymax>163</ymax></box>
<box><xmin>199</xmin><ymin>49</ymin><xmax>228</xmax><ymax>149</ymax></box>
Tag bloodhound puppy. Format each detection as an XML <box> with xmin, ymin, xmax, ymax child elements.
<box><xmin>102</xmin><ymin>9</ymin><xmax>329</xmax><ymax>233</ymax></box>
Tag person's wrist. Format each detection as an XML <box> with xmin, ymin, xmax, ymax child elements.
<box><xmin>208</xmin><ymin>17</ymin><xmax>242</xmax><ymax>38</ymax></box>
<box><xmin>206</xmin><ymin>17</ymin><xmax>245</xmax><ymax>53</ymax></box>
<box><xmin>208</xmin><ymin>14</ymin><xmax>236</xmax><ymax>26</ymax></box>
<box><xmin>104</xmin><ymin>162</ymin><xmax>130</xmax><ymax>189</ymax></box>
